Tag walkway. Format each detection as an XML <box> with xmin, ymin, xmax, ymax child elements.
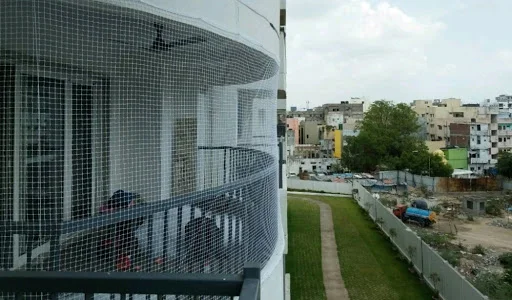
<box><xmin>292</xmin><ymin>196</ymin><xmax>350</xmax><ymax>300</ymax></box>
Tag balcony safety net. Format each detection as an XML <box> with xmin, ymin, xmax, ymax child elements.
<box><xmin>0</xmin><ymin>0</ymin><xmax>280</xmax><ymax>299</ymax></box>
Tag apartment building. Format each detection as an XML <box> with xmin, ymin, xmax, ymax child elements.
<box><xmin>481</xmin><ymin>95</ymin><xmax>512</xmax><ymax>153</ymax></box>
<box><xmin>0</xmin><ymin>0</ymin><xmax>286</xmax><ymax>298</ymax></box>
<box><xmin>449</xmin><ymin>123</ymin><xmax>498</xmax><ymax>174</ymax></box>
<box><xmin>498</xmin><ymin>117</ymin><xmax>512</xmax><ymax>152</ymax></box>
<box><xmin>286</xmin><ymin>117</ymin><xmax>303</xmax><ymax>145</ymax></box>
<box><xmin>411</xmin><ymin>98</ymin><xmax>498</xmax><ymax>144</ymax></box>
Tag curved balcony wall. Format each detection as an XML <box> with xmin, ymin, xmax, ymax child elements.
<box><xmin>0</xmin><ymin>0</ymin><xmax>281</xmax><ymax>288</ymax></box>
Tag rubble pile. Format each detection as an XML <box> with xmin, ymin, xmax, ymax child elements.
<box><xmin>488</xmin><ymin>219</ymin><xmax>512</xmax><ymax>230</ymax></box>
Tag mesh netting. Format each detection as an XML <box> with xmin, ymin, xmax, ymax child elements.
<box><xmin>0</xmin><ymin>0</ymin><xmax>280</xmax><ymax>299</ymax></box>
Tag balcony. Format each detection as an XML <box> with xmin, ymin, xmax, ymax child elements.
<box><xmin>0</xmin><ymin>0</ymin><xmax>283</xmax><ymax>298</ymax></box>
<box><xmin>0</xmin><ymin>145</ymin><xmax>277</xmax><ymax>299</ymax></box>
<box><xmin>470</xmin><ymin>157</ymin><xmax>490</xmax><ymax>164</ymax></box>
<box><xmin>0</xmin><ymin>264</ymin><xmax>261</xmax><ymax>299</ymax></box>
<box><xmin>498</xmin><ymin>130</ymin><xmax>512</xmax><ymax>136</ymax></box>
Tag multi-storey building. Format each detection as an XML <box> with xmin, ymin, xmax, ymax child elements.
<box><xmin>498</xmin><ymin>117</ymin><xmax>512</xmax><ymax>152</ymax></box>
<box><xmin>411</xmin><ymin>98</ymin><xmax>498</xmax><ymax>144</ymax></box>
<box><xmin>288</xmin><ymin>101</ymin><xmax>363</xmax><ymax>146</ymax></box>
<box><xmin>449</xmin><ymin>123</ymin><xmax>498</xmax><ymax>174</ymax></box>
<box><xmin>0</xmin><ymin>0</ymin><xmax>287</xmax><ymax>299</ymax></box>
<box><xmin>481</xmin><ymin>95</ymin><xmax>512</xmax><ymax>153</ymax></box>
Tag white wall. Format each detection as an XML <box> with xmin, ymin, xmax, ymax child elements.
<box><xmin>129</xmin><ymin>0</ymin><xmax>280</xmax><ymax>60</ymax></box>
<box><xmin>287</xmin><ymin>179</ymin><xmax>352</xmax><ymax>195</ymax></box>
<box><xmin>261</xmin><ymin>256</ymin><xmax>285</xmax><ymax>300</ymax></box>
<box><xmin>325</xmin><ymin>112</ymin><xmax>344</xmax><ymax>127</ymax></box>
<box><xmin>287</xmin><ymin>158</ymin><xmax>338</xmax><ymax>175</ymax></box>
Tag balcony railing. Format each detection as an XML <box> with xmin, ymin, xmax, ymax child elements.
<box><xmin>0</xmin><ymin>263</ymin><xmax>261</xmax><ymax>299</ymax></box>
<box><xmin>0</xmin><ymin>146</ymin><xmax>278</xmax><ymax>299</ymax></box>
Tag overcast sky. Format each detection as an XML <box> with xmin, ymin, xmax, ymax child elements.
<box><xmin>287</xmin><ymin>0</ymin><xmax>512</xmax><ymax>109</ymax></box>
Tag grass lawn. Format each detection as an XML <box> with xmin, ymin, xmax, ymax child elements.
<box><xmin>286</xmin><ymin>198</ymin><xmax>326</xmax><ymax>300</ymax></box>
<box><xmin>288</xmin><ymin>194</ymin><xmax>433</xmax><ymax>300</ymax></box>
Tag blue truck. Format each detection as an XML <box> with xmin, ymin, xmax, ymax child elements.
<box><xmin>393</xmin><ymin>205</ymin><xmax>437</xmax><ymax>227</ymax></box>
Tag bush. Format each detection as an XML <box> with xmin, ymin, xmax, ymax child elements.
<box><xmin>486</xmin><ymin>198</ymin><xmax>505</xmax><ymax>217</ymax></box>
<box><xmin>440</xmin><ymin>249</ymin><xmax>462</xmax><ymax>267</ymax></box>
<box><xmin>380</xmin><ymin>197</ymin><xmax>398</xmax><ymax>208</ymax></box>
<box><xmin>473</xmin><ymin>271</ymin><xmax>512</xmax><ymax>300</ymax></box>
<box><xmin>430</xmin><ymin>205</ymin><xmax>442</xmax><ymax>214</ymax></box>
<box><xmin>467</xmin><ymin>215</ymin><xmax>475</xmax><ymax>221</ymax></box>
<box><xmin>499</xmin><ymin>252</ymin><xmax>512</xmax><ymax>269</ymax></box>
<box><xmin>419</xmin><ymin>231</ymin><xmax>455</xmax><ymax>248</ymax></box>
<box><xmin>471</xmin><ymin>244</ymin><xmax>487</xmax><ymax>255</ymax></box>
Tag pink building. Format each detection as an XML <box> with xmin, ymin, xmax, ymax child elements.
<box><xmin>286</xmin><ymin>118</ymin><xmax>301</xmax><ymax>144</ymax></box>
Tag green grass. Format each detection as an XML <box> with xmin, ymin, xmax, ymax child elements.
<box><xmin>288</xmin><ymin>194</ymin><xmax>433</xmax><ymax>300</ymax></box>
<box><xmin>286</xmin><ymin>199</ymin><xmax>326</xmax><ymax>300</ymax></box>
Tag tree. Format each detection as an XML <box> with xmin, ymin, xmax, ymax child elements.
<box><xmin>497</xmin><ymin>152</ymin><xmax>512</xmax><ymax>178</ymax></box>
<box><xmin>341</xmin><ymin>101</ymin><xmax>427</xmax><ymax>172</ymax></box>
<box><xmin>429</xmin><ymin>152</ymin><xmax>454</xmax><ymax>177</ymax></box>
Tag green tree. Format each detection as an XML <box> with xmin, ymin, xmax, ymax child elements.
<box><xmin>497</xmin><ymin>152</ymin><xmax>512</xmax><ymax>178</ymax></box>
<box><xmin>341</xmin><ymin>101</ymin><xmax>427</xmax><ymax>172</ymax></box>
<box><xmin>428</xmin><ymin>152</ymin><xmax>454</xmax><ymax>177</ymax></box>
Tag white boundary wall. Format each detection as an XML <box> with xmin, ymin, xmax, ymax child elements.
<box><xmin>287</xmin><ymin>179</ymin><xmax>352</xmax><ymax>195</ymax></box>
<box><xmin>289</xmin><ymin>179</ymin><xmax>489</xmax><ymax>300</ymax></box>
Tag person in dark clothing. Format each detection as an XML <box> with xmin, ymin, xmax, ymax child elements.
<box><xmin>97</xmin><ymin>190</ymin><xmax>145</xmax><ymax>271</ymax></box>
<box><xmin>184</xmin><ymin>214</ymin><xmax>222</xmax><ymax>273</ymax></box>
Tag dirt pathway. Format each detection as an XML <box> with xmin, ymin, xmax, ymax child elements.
<box><xmin>294</xmin><ymin>197</ymin><xmax>350</xmax><ymax>300</ymax></box>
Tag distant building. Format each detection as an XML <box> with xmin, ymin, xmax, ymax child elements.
<box><xmin>411</xmin><ymin>98</ymin><xmax>498</xmax><ymax>143</ymax></box>
<box><xmin>442</xmin><ymin>147</ymin><xmax>469</xmax><ymax>170</ymax></box>
<box><xmin>448</xmin><ymin>123</ymin><xmax>498</xmax><ymax>174</ymax></box>
<box><xmin>333</xmin><ymin>129</ymin><xmax>343</xmax><ymax>158</ymax></box>
<box><xmin>286</xmin><ymin>117</ymin><xmax>302</xmax><ymax>145</ymax></box>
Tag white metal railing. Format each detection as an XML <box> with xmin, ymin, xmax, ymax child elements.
<box><xmin>352</xmin><ymin>182</ymin><xmax>488</xmax><ymax>300</ymax></box>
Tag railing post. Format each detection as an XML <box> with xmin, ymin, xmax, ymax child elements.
<box><xmin>240</xmin><ymin>262</ymin><xmax>261</xmax><ymax>300</ymax></box>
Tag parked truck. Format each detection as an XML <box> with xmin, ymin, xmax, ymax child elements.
<box><xmin>393</xmin><ymin>205</ymin><xmax>437</xmax><ymax>227</ymax></box>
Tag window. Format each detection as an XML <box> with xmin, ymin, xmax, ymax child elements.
<box><xmin>471</xmin><ymin>118</ymin><xmax>476</xmax><ymax>123</ymax></box>
<box><xmin>477</xmin><ymin>125</ymin><xmax>481</xmax><ymax>131</ymax></box>
<box><xmin>8</xmin><ymin>66</ymin><xmax>109</xmax><ymax>259</ymax></box>
<box><xmin>467</xmin><ymin>200</ymin><xmax>474</xmax><ymax>209</ymax></box>
<box><xmin>438</xmin><ymin>125</ymin><xmax>442</xmax><ymax>130</ymax></box>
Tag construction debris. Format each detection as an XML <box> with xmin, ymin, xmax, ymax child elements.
<box><xmin>488</xmin><ymin>219</ymin><xmax>512</xmax><ymax>230</ymax></box>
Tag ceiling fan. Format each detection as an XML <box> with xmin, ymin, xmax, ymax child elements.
<box><xmin>110</xmin><ymin>22</ymin><xmax>206</xmax><ymax>53</ymax></box>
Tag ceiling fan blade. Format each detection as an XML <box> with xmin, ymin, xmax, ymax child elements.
<box><xmin>168</xmin><ymin>36</ymin><xmax>206</xmax><ymax>48</ymax></box>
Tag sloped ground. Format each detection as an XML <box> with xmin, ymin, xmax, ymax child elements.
<box><xmin>288</xmin><ymin>194</ymin><xmax>433</xmax><ymax>300</ymax></box>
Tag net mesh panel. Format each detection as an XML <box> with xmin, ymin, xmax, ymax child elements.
<box><xmin>0</xmin><ymin>0</ymin><xmax>280</xmax><ymax>299</ymax></box>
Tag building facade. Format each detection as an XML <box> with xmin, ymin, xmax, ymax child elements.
<box><xmin>448</xmin><ymin>123</ymin><xmax>498</xmax><ymax>174</ymax></box>
<box><xmin>1</xmin><ymin>0</ymin><xmax>286</xmax><ymax>299</ymax></box>
<box><xmin>411</xmin><ymin>98</ymin><xmax>498</xmax><ymax>143</ymax></box>
<box><xmin>442</xmin><ymin>147</ymin><xmax>469</xmax><ymax>170</ymax></box>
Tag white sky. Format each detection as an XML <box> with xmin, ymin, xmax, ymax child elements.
<box><xmin>287</xmin><ymin>0</ymin><xmax>512</xmax><ymax>109</ymax></box>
